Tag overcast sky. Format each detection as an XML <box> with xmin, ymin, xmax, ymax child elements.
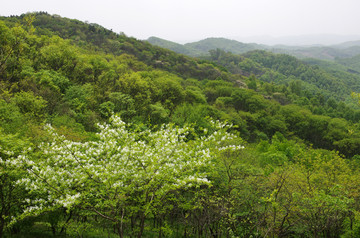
<box><xmin>2</xmin><ymin>0</ymin><xmax>360</xmax><ymax>44</ymax></box>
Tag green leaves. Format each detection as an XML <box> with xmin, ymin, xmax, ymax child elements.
<box><xmin>12</xmin><ymin>91</ymin><xmax>47</xmax><ymax>121</ymax></box>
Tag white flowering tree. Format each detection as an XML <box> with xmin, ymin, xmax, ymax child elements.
<box><xmin>9</xmin><ymin>116</ymin><xmax>243</xmax><ymax>237</ymax></box>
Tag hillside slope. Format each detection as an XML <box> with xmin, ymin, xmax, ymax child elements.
<box><xmin>1</xmin><ymin>12</ymin><xmax>360</xmax><ymax>153</ymax></box>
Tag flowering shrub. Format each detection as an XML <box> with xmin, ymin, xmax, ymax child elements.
<box><xmin>8</xmin><ymin>116</ymin><xmax>243</xmax><ymax>236</ymax></box>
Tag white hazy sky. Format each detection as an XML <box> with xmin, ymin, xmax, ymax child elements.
<box><xmin>2</xmin><ymin>0</ymin><xmax>360</xmax><ymax>44</ymax></box>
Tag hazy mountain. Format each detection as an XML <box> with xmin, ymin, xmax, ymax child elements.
<box><xmin>272</xmin><ymin>46</ymin><xmax>360</xmax><ymax>60</ymax></box>
<box><xmin>331</xmin><ymin>40</ymin><xmax>360</xmax><ymax>49</ymax></box>
<box><xmin>235</xmin><ymin>34</ymin><xmax>360</xmax><ymax>46</ymax></box>
<box><xmin>147</xmin><ymin>36</ymin><xmax>360</xmax><ymax>61</ymax></box>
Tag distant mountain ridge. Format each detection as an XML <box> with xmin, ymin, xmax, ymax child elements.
<box><xmin>146</xmin><ymin>36</ymin><xmax>360</xmax><ymax>61</ymax></box>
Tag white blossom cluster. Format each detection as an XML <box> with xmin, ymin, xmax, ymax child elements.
<box><xmin>8</xmin><ymin>116</ymin><xmax>244</xmax><ymax>216</ymax></box>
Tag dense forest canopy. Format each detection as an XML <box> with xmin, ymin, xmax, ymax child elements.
<box><xmin>1</xmin><ymin>12</ymin><xmax>360</xmax><ymax>237</ymax></box>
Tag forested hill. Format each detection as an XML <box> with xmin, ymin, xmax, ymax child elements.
<box><xmin>147</xmin><ymin>35</ymin><xmax>360</xmax><ymax>103</ymax></box>
<box><xmin>336</xmin><ymin>54</ymin><xmax>360</xmax><ymax>73</ymax></box>
<box><xmin>1</xmin><ymin>12</ymin><xmax>360</xmax><ymax>155</ymax></box>
<box><xmin>147</xmin><ymin>36</ymin><xmax>268</xmax><ymax>56</ymax></box>
<box><xmin>206</xmin><ymin>49</ymin><xmax>360</xmax><ymax>102</ymax></box>
<box><xmin>2</xmin><ymin>12</ymin><xmax>360</xmax><ymax>238</ymax></box>
<box><xmin>184</xmin><ymin>37</ymin><xmax>267</xmax><ymax>55</ymax></box>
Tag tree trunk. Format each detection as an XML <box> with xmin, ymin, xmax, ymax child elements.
<box><xmin>51</xmin><ymin>225</ymin><xmax>56</xmax><ymax>236</ymax></box>
<box><xmin>158</xmin><ymin>218</ymin><xmax>162</xmax><ymax>238</ymax></box>
<box><xmin>0</xmin><ymin>219</ymin><xmax>4</xmax><ymax>238</ymax></box>
<box><xmin>137</xmin><ymin>213</ymin><xmax>146</xmax><ymax>238</ymax></box>
<box><xmin>116</xmin><ymin>222</ymin><xmax>123</xmax><ymax>238</ymax></box>
<box><xmin>60</xmin><ymin>211</ymin><xmax>73</xmax><ymax>235</ymax></box>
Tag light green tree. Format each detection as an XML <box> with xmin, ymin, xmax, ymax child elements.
<box><xmin>0</xmin><ymin>131</ymin><xmax>30</xmax><ymax>237</ymax></box>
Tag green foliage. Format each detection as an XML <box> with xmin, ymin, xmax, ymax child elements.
<box><xmin>172</xmin><ymin>103</ymin><xmax>220</xmax><ymax>131</ymax></box>
<box><xmin>147</xmin><ymin>102</ymin><xmax>169</xmax><ymax>124</ymax></box>
<box><xmin>258</xmin><ymin>132</ymin><xmax>303</xmax><ymax>165</ymax></box>
<box><xmin>12</xmin><ymin>91</ymin><xmax>47</xmax><ymax>120</ymax></box>
<box><xmin>64</xmin><ymin>84</ymin><xmax>93</xmax><ymax>113</ymax></box>
<box><xmin>35</xmin><ymin>70</ymin><xmax>70</xmax><ymax>94</ymax></box>
<box><xmin>99</xmin><ymin>101</ymin><xmax>115</xmax><ymax>118</ymax></box>
<box><xmin>184</xmin><ymin>86</ymin><xmax>207</xmax><ymax>104</ymax></box>
<box><xmin>0</xmin><ymin>100</ymin><xmax>25</xmax><ymax>134</ymax></box>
